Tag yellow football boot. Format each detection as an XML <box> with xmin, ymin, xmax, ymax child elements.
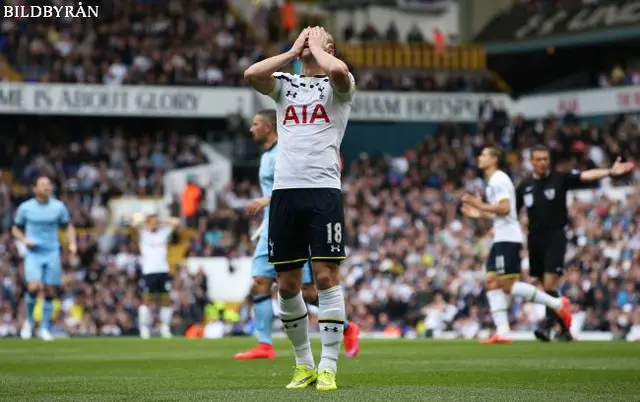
<box><xmin>285</xmin><ymin>365</ymin><xmax>317</xmax><ymax>389</ymax></box>
<box><xmin>316</xmin><ymin>368</ymin><xmax>337</xmax><ymax>391</ymax></box>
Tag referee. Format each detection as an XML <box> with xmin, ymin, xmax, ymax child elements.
<box><xmin>516</xmin><ymin>145</ymin><xmax>634</xmax><ymax>342</ymax></box>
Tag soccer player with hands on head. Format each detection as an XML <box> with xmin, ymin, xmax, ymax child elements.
<box><xmin>235</xmin><ymin>110</ymin><xmax>360</xmax><ymax>362</ymax></box>
<box><xmin>128</xmin><ymin>211</ymin><xmax>180</xmax><ymax>339</ymax></box>
<box><xmin>245</xmin><ymin>26</ymin><xmax>357</xmax><ymax>391</ymax></box>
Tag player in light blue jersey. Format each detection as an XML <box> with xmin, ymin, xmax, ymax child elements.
<box><xmin>13</xmin><ymin>176</ymin><xmax>76</xmax><ymax>341</ymax></box>
<box><xmin>235</xmin><ymin>110</ymin><xmax>360</xmax><ymax>360</ymax></box>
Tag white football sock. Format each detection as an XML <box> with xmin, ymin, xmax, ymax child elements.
<box><xmin>486</xmin><ymin>289</ymin><xmax>510</xmax><ymax>336</ymax></box>
<box><xmin>160</xmin><ymin>306</ymin><xmax>173</xmax><ymax>334</ymax></box>
<box><xmin>511</xmin><ymin>281</ymin><xmax>562</xmax><ymax>310</ymax></box>
<box><xmin>317</xmin><ymin>286</ymin><xmax>346</xmax><ymax>374</ymax></box>
<box><xmin>138</xmin><ymin>305</ymin><xmax>152</xmax><ymax>335</ymax></box>
<box><xmin>279</xmin><ymin>291</ymin><xmax>315</xmax><ymax>369</ymax></box>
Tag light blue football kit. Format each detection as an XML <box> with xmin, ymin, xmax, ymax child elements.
<box><xmin>15</xmin><ymin>197</ymin><xmax>70</xmax><ymax>332</ymax></box>
<box><xmin>252</xmin><ymin>142</ymin><xmax>313</xmax><ymax>345</ymax></box>
<box><xmin>15</xmin><ymin>198</ymin><xmax>70</xmax><ymax>285</ymax></box>
<box><xmin>252</xmin><ymin>142</ymin><xmax>313</xmax><ymax>284</ymax></box>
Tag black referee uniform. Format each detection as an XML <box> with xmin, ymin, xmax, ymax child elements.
<box><xmin>515</xmin><ymin>169</ymin><xmax>583</xmax><ymax>340</ymax></box>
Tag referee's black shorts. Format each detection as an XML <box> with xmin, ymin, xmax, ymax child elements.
<box><xmin>527</xmin><ymin>230</ymin><xmax>567</xmax><ymax>279</ymax></box>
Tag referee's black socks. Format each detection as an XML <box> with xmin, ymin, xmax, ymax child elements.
<box><xmin>545</xmin><ymin>290</ymin><xmax>563</xmax><ymax>329</ymax></box>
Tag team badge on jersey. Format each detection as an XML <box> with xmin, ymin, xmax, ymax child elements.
<box><xmin>524</xmin><ymin>193</ymin><xmax>534</xmax><ymax>207</ymax></box>
<box><xmin>544</xmin><ymin>188</ymin><xmax>555</xmax><ymax>200</ymax></box>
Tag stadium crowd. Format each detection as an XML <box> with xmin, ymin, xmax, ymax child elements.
<box><xmin>0</xmin><ymin>111</ymin><xmax>639</xmax><ymax>340</ymax></box>
<box><xmin>358</xmin><ymin>71</ymin><xmax>499</xmax><ymax>92</ymax></box>
<box><xmin>187</xmin><ymin>111</ymin><xmax>640</xmax><ymax>340</ymax></box>
<box><xmin>0</xmin><ymin>0</ymin><xmax>499</xmax><ymax>92</ymax></box>
<box><xmin>0</xmin><ymin>123</ymin><xmax>210</xmax><ymax>337</ymax></box>
<box><xmin>0</xmin><ymin>0</ymin><xmax>258</xmax><ymax>86</ymax></box>
<box><xmin>599</xmin><ymin>62</ymin><xmax>640</xmax><ymax>88</ymax></box>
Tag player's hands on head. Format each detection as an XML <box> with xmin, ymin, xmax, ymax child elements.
<box><xmin>610</xmin><ymin>156</ymin><xmax>635</xmax><ymax>177</ymax></box>
<box><xmin>290</xmin><ymin>27</ymin><xmax>311</xmax><ymax>56</ymax></box>
<box><xmin>307</xmin><ymin>26</ymin><xmax>328</xmax><ymax>50</ymax></box>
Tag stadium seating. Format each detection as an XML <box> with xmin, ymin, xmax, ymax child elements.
<box><xmin>0</xmin><ymin>0</ymin><xmax>252</xmax><ymax>86</ymax></box>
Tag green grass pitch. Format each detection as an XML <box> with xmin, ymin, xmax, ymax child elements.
<box><xmin>1</xmin><ymin>338</ymin><xmax>639</xmax><ymax>401</ymax></box>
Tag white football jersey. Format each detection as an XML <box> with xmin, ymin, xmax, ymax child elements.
<box><xmin>485</xmin><ymin>170</ymin><xmax>524</xmax><ymax>243</ymax></box>
<box><xmin>139</xmin><ymin>226</ymin><xmax>172</xmax><ymax>275</ymax></box>
<box><xmin>268</xmin><ymin>72</ymin><xmax>355</xmax><ymax>190</ymax></box>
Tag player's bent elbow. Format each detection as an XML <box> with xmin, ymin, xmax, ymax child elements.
<box><xmin>243</xmin><ymin>66</ymin><xmax>265</xmax><ymax>84</ymax></box>
<box><xmin>329</xmin><ymin>65</ymin><xmax>349</xmax><ymax>81</ymax></box>
<box><xmin>243</xmin><ymin>68</ymin><xmax>256</xmax><ymax>83</ymax></box>
<box><xmin>243</xmin><ymin>68</ymin><xmax>262</xmax><ymax>88</ymax></box>
<box><xmin>244</xmin><ymin>73</ymin><xmax>273</xmax><ymax>95</ymax></box>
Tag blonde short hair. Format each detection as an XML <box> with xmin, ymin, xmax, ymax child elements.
<box><xmin>326</xmin><ymin>33</ymin><xmax>335</xmax><ymax>53</ymax></box>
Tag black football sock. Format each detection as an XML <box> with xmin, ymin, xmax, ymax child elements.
<box><xmin>545</xmin><ymin>290</ymin><xmax>563</xmax><ymax>329</ymax></box>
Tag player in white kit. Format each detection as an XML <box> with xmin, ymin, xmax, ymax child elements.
<box><xmin>129</xmin><ymin>212</ymin><xmax>180</xmax><ymax>339</ymax></box>
<box><xmin>234</xmin><ymin>110</ymin><xmax>359</xmax><ymax>361</ymax></box>
<box><xmin>244</xmin><ymin>26</ymin><xmax>354</xmax><ymax>391</ymax></box>
<box><xmin>461</xmin><ymin>146</ymin><xmax>573</xmax><ymax>344</ymax></box>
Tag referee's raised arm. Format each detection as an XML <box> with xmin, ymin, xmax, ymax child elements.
<box><xmin>573</xmin><ymin>156</ymin><xmax>635</xmax><ymax>185</ymax></box>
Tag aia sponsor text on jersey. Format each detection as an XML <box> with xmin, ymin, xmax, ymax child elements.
<box><xmin>282</xmin><ymin>104</ymin><xmax>330</xmax><ymax>125</ymax></box>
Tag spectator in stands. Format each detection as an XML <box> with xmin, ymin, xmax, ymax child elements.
<box><xmin>385</xmin><ymin>23</ymin><xmax>400</xmax><ymax>42</ymax></box>
<box><xmin>343</xmin><ymin>21</ymin><xmax>356</xmax><ymax>42</ymax></box>
<box><xmin>433</xmin><ymin>28</ymin><xmax>445</xmax><ymax>53</ymax></box>
<box><xmin>360</xmin><ymin>23</ymin><xmax>381</xmax><ymax>42</ymax></box>
<box><xmin>182</xmin><ymin>175</ymin><xmax>202</xmax><ymax>228</ymax></box>
<box><xmin>610</xmin><ymin>64</ymin><xmax>627</xmax><ymax>86</ymax></box>
<box><xmin>280</xmin><ymin>0</ymin><xmax>297</xmax><ymax>39</ymax></box>
<box><xmin>406</xmin><ymin>24</ymin><xmax>425</xmax><ymax>43</ymax></box>
<box><xmin>599</xmin><ymin>61</ymin><xmax>640</xmax><ymax>88</ymax></box>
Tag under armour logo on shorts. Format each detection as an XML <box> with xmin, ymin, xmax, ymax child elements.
<box><xmin>330</xmin><ymin>245</ymin><xmax>340</xmax><ymax>252</ymax></box>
